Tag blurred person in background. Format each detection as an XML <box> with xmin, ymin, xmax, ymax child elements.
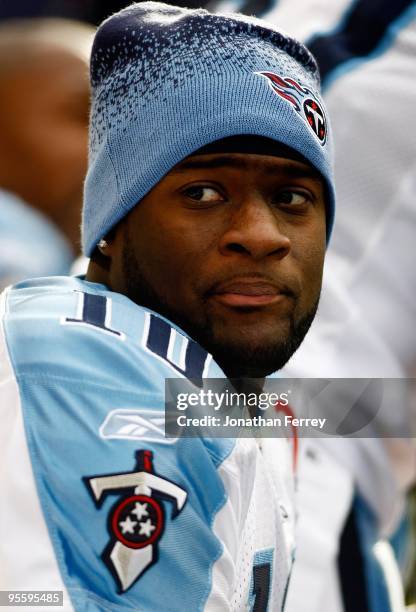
<box><xmin>0</xmin><ymin>18</ymin><xmax>94</xmax><ymax>289</ymax></box>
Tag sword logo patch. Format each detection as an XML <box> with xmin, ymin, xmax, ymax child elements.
<box><xmin>84</xmin><ymin>449</ymin><xmax>187</xmax><ymax>592</ymax></box>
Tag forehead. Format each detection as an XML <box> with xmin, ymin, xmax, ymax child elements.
<box><xmin>170</xmin><ymin>152</ymin><xmax>323</xmax><ymax>182</ymax></box>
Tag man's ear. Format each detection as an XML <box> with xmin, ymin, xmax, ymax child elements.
<box><xmin>91</xmin><ymin>227</ymin><xmax>118</xmax><ymax>270</ymax></box>
<box><xmin>97</xmin><ymin>227</ymin><xmax>117</xmax><ymax>255</ymax></box>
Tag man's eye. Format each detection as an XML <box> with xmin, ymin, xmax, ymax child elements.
<box><xmin>274</xmin><ymin>190</ymin><xmax>310</xmax><ymax>206</ymax></box>
<box><xmin>183</xmin><ymin>186</ymin><xmax>224</xmax><ymax>203</ymax></box>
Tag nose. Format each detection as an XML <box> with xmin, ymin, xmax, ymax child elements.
<box><xmin>218</xmin><ymin>196</ymin><xmax>291</xmax><ymax>261</ymax></box>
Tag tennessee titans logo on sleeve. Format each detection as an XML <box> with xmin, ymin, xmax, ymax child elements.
<box><xmin>84</xmin><ymin>450</ymin><xmax>187</xmax><ymax>593</ymax></box>
<box><xmin>256</xmin><ymin>71</ymin><xmax>327</xmax><ymax>144</ymax></box>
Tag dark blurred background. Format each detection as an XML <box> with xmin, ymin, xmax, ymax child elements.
<box><xmin>0</xmin><ymin>0</ymin><xmax>205</xmax><ymax>24</ymax></box>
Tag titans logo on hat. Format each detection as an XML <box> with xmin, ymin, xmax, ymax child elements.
<box><xmin>256</xmin><ymin>72</ymin><xmax>327</xmax><ymax>144</ymax></box>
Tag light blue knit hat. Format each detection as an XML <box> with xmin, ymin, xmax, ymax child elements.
<box><xmin>82</xmin><ymin>1</ymin><xmax>335</xmax><ymax>256</ymax></box>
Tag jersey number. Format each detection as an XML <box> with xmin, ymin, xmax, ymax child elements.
<box><xmin>251</xmin><ymin>561</ymin><xmax>271</xmax><ymax>611</ymax></box>
<box><xmin>249</xmin><ymin>549</ymin><xmax>273</xmax><ymax>612</ymax></box>
<box><xmin>64</xmin><ymin>293</ymin><xmax>209</xmax><ymax>380</ymax></box>
<box><xmin>144</xmin><ymin>313</ymin><xmax>209</xmax><ymax>381</ymax></box>
<box><xmin>64</xmin><ymin>292</ymin><xmax>122</xmax><ymax>337</ymax></box>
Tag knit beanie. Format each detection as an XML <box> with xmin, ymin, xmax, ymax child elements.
<box><xmin>82</xmin><ymin>1</ymin><xmax>335</xmax><ymax>256</ymax></box>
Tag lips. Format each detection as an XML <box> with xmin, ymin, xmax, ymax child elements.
<box><xmin>214</xmin><ymin>282</ymin><xmax>279</xmax><ymax>296</ymax></box>
<box><xmin>208</xmin><ymin>278</ymin><xmax>293</xmax><ymax>308</ymax></box>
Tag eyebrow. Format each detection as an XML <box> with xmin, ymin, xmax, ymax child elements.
<box><xmin>171</xmin><ymin>155</ymin><xmax>322</xmax><ymax>181</ymax></box>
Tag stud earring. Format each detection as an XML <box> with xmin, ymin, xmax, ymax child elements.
<box><xmin>98</xmin><ymin>239</ymin><xmax>108</xmax><ymax>253</ymax></box>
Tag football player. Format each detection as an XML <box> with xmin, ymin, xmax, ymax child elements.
<box><xmin>0</xmin><ymin>3</ymin><xmax>335</xmax><ymax>610</ymax></box>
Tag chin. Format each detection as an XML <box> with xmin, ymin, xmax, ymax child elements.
<box><xmin>208</xmin><ymin>337</ymin><xmax>294</xmax><ymax>378</ymax></box>
<box><xmin>214</xmin><ymin>319</ymin><xmax>292</xmax><ymax>349</ymax></box>
<box><xmin>202</xmin><ymin>314</ymin><xmax>315</xmax><ymax>378</ymax></box>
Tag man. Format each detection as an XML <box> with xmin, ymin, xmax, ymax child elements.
<box><xmin>0</xmin><ymin>19</ymin><xmax>93</xmax><ymax>287</ymax></box>
<box><xmin>0</xmin><ymin>3</ymin><xmax>334</xmax><ymax>610</ymax></box>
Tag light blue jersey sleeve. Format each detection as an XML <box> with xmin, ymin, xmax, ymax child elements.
<box><xmin>1</xmin><ymin>276</ymin><xmax>239</xmax><ymax>611</ymax></box>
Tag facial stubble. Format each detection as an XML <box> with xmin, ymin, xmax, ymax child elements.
<box><xmin>122</xmin><ymin>238</ymin><xmax>319</xmax><ymax>377</ymax></box>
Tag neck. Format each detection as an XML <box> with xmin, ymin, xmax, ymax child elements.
<box><xmin>86</xmin><ymin>255</ymin><xmax>111</xmax><ymax>286</ymax></box>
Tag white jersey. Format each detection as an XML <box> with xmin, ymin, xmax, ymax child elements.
<box><xmin>0</xmin><ymin>276</ymin><xmax>295</xmax><ymax>611</ymax></box>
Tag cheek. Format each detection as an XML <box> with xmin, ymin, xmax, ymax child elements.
<box><xmin>131</xmin><ymin>215</ymin><xmax>210</xmax><ymax>298</ymax></box>
<box><xmin>292</xmin><ymin>231</ymin><xmax>326</xmax><ymax>304</ymax></box>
